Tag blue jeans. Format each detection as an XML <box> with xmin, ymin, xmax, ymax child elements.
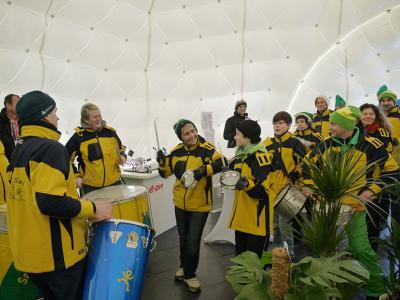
<box><xmin>174</xmin><ymin>206</ymin><xmax>209</xmax><ymax>279</ymax></box>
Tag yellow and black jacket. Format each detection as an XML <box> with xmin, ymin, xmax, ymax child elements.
<box><xmin>0</xmin><ymin>141</ymin><xmax>9</xmax><ymax>204</ymax></box>
<box><xmin>228</xmin><ymin>148</ymin><xmax>276</xmax><ymax>236</ymax></box>
<box><xmin>293</xmin><ymin>129</ymin><xmax>324</xmax><ymax>153</ymax></box>
<box><xmin>263</xmin><ymin>131</ymin><xmax>307</xmax><ymax>188</ymax></box>
<box><xmin>66</xmin><ymin>125</ymin><xmax>125</xmax><ymax>188</ymax></box>
<box><xmin>312</xmin><ymin>109</ymin><xmax>332</xmax><ymax>138</ymax></box>
<box><xmin>386</xmin><ymin>106</ymin><xmax>400</xmax><ymax>162</ymax></box>
<box><xmin>7</xmin><ymin>122</ymin><xmax>96</xmax><ymax>273</ymax></box>
<box><xmin>303</xmin><ymin>131</ymin><xmax>399</xmax><ymax>209</ymax></box>
<box><xmin>158</xmin><ymin>136</ymin><xmax>224</xmax><ymax>212</ymax></box>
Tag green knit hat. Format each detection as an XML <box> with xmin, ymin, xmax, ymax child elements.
<box><xmin>376</xmin><ymin>84</ymin><xmax>388</xmax><ymax>97</ymax></box>
<box><xmin>378</xmin><ymin>90</ymin><xmax>397</xmax><ymax>104</ymax></box>
<box><xmin>335</xmin><ymin>95</ymin><xmax>346</xmax><ymax>107</ymax></box>
<box><xmin>295</xmin><ymin>112</ymin><xmax>313</xmax><ymax>123</ymax></box>
<box><xmin>330</xmin><ymin>106</ymin><xmax>361</xmax><ymax>130</ymax></box>
<box><xmin>17</xmin><ymin>91</ymin><xmax>56</xmax><ymax>124</ymax></box>
<box><xmin>173</xmin><ymin>119</ymin><xmax>197</xmax><ymax>140</ymax></box>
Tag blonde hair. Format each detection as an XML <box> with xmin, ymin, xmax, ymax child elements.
<box><xmin>80</xmin><ymin>103</ymin><xmax>100</xmax><ymax>127</ymax></box>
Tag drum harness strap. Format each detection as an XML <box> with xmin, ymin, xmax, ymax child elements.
<box><xmin>271</xmin><ymin>138</ymin><xmax>291</xmax><ymax>183</ymax></box>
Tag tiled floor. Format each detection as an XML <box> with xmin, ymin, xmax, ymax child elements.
<box><xmin>142</xmin><ymin>212</ymin><xmax>391</xmax><ymax>300</ymax></box>
<box><xmin>142</xmin><ymin>212</ymin><xmax>236</xmax><ymax>300</ymax></box>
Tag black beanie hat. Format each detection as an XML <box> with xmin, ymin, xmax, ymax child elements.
<box><xmin>236</xmin><ymin>120</ymin><xmax>261</xmax><ymax>144</ymax></box>
<box><xmin>273</xmin><ymin>111</ymin><xmax>292</xmax><ymax>125</ymax></box>
<box><xmin>17</xmin><ymin>91</ymin><xmax>56</xmax><ymax>124</ymax></box>
<box><xmin>235</xmin><ymin>99</ymin><xmax>247</xmax><ymax>110</ymax></box>
<box><xmin>173</xmin><ymin>119</ymin><xmax>197</xmax><ymax>140</ymax></box>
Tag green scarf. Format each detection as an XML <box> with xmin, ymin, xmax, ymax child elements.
<box><xmin>332</xmin><ymin>127</ymin><xmax>359</xmax><ymax>152</ymax></box>
<box><xmin>235</xmin><ymin>142</ymin><xmax>267</xmax><ymax>160</ymax></box>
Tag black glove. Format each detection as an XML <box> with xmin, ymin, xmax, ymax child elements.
<box><xmin>193</xmin><ymin>166</ymin><xmax>206</xmax><ymax>181</ymax></box>
<box><xmin>156</xmin><ymin>150</ymin><xmax>166</xmax><ymax>166</ymax></box>
<box><xmin>221</xmin><ymin>166</ymin><xmax>230</xmax><ymax>173</ymax></box>
<box><xmin>235</xmin><ymin>176</ymin><xmax>248</xmax><ymax>190</ymax></box>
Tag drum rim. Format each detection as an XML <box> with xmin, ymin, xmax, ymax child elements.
<box><xmin>181</xmin><ymin>170</ymin><xmax>197</xmax><ymax>189</ymax></box>
<box><xmin>98</xmin><ymin>219</ymin><xmax>153</xmax><ymax>230</ymax></box>
<box><xmin>85</xmin><ymin>186</ymin><xmax>148</xmax><ymax>203</ymax></box>
<box><xmin>220</xmin><ymin>170</ymin><xmax>240</xmax><ymax>187</ymax></box>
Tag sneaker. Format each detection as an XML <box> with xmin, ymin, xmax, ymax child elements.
<box><xmin>174</xmin><ymin>267</ymin><xmax>184</xmax><ymax>281</ymax></box>
<box><xmin>184</xmin><ymin>277</ymin><xmax>201</xmax><ymax>292</ymax></box>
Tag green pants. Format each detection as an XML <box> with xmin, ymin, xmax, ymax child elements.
<box><xmin>347</xmin><ymin>212</ymin><xmax>386</xmax><ymax>297</ymax></box>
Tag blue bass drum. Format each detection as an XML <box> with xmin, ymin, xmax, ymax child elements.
<box><xmin>83</xmin><ymin>220</ymin><xmax>154</xmax><ymax>300</ymax></box>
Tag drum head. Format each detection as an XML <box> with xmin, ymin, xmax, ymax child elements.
<box><xmin>85</xmin><ymin>185</ymin><xmax>147</xmax><ymax>204</ymax></box>
<box><xmin>181</xmin><ymin>170</ymin><xmax>197</xmax><ymax>189</ymax></box>
<box><xmin>220</xmin><ymin>171</ymin><xmax>240</xmax><ymax>189</ymax></box>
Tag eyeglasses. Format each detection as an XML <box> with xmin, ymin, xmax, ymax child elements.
<box><xmin>272</xmin><ymin>121</ymin><xmax>287</xmax><ymax>125</ymax></box>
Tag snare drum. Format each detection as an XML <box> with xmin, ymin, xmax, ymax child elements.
<box><xmin>219</xmin><ymin>170</ymin><xmax>240</xmax><ymax>190</ymax></box>
<box><xmin>85</xmin><ymin>185</ymin><xmax>152</xmax><ymax>227</ymax></box>
<box><xmin>0</xmin><ymin>204</ymin><xmax>38</xmax><ymax>299</ymax></box>
<box><xmin>83</xmin><ymin>220</ymin><xmax>154</xmax><ymax>300</ymax></box>
<box><xmin>180</xmin><ymin>170</ymin><xmax>197</xmax><ymax>189</ymax></box>
<box><xmin>314</xmin><ymin>203</ymin><xmax>353</xmax><ymax>226</ymax></box>
<box><xmin>274</xmin><ymin>185</ymin><xmax>307</xmax><ymax>222</ymax></box>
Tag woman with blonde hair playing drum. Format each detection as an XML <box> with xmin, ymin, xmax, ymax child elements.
<box><xmin>66</xmin><ymin>103</ymin><xmax>127</xmax><ymax>194</ymax></box>
<box><xmin>157</xmin><ymin>119</ymin><xmax>225</xmax><ymax>293</ymax></box>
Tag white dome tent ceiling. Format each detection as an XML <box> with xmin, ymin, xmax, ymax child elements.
<box><xmin>1</xmin><ymin>0</ymin><xmax>400</xmax><ymax>155</ymax></box>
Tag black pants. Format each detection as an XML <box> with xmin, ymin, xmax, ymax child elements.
<box><xmin>366</xmin><ymin>194</ymin><xmax>391</xmax><ymax>250</ymax></box>
<box><xmin>174</xmin><ymin>206</ymin><xmax>209</xmax><ymax>279</ymax></box>
<box><xmin>235</xmin><ymin>231</ymin><xmax>269</xmax><ymax>258</ymax></box>
<box><xmin>28</xmin><ymin>257</ymin><xmax>87</xmax><ymax>300</ymax></box>
<box><xmin>81</xmin><ymin>179</ymin><xmax>123</xmax><ymax>195</ymax></box>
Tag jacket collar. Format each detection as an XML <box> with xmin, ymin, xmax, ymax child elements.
<box><xmin>20</xmin><ymin>121</ymin><xmax>61</xmax><ymax>141</ymax></box>
<box><xmin>295</xmin><ymin>129</ymin><xmax>312</xmax><ymax>136</ymax></box>
<box><xmin>274</xmin><ymin>131</ymin><xmax>291</xmax><ymax>143</ymax></box>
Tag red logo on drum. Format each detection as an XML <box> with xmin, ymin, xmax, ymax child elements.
<box><xmin>149</xmin><ymin>183</ymin><xmax>163</xmax><ymax>193</ymax></box>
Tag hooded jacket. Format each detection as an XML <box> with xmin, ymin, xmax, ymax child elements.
<box><xmin>66</xmin><ymin>125</ymin><xmax>125</xmax><ymax>188</ymax></box>
<box><xmin>158</xmin><ymin>136</ymin><xmax>224</xmax><ymax>212</ymax></box>
<box><xmin>223</xmin><ymin>112</ymin><xmax>249</xmax><ymax>148</ymax></box>
<box><xmin>0</xmin><ymin>108</ymin><xmax>17</xmax><ymax>160</ymax></box>
<box><xmin>312</xmin><ymin>109</ymin><xmax>333</xmax><ymax>138</ymax></box>
<box><xmin>7</xmin><ymin>122</ymin><xmax>96</xmax><ymax>273</ymax></box>
<box><xmin>228</xmin><ymin>144</ymin><xmax>276</xmax><ymax>236</ymax></box>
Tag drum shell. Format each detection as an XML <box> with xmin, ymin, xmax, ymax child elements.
<box><xmin>83</xmin><ymin>220</ymin><xmax>153</xmax><ymax>300</ymax></box>
<box><xmin>314</xmin><ymin>203</ymin><xmax>353</xmax><ymax>226</ymax></box>
<box><xmin>274</xmin><ymin>185</ymin><xmax>307</xmax><ymax>222</ymax></box>
<box><xmin>85</xmin><ymin>185</ymin><xmax>152</xmax><ymax>227</ymax></box>
<box><xmin>0</xmin><ymin>205</ymin><xmax>38</xmax><ymax>299</ymax></box>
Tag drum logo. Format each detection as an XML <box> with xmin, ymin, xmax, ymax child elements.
<box><xmin>117</xmin><ymin>269</ymin><xmax>134</xmax><ymax>292</ymax></box>
<box><xmin>126</xmin><ymin>232</ymin><xmax>138</xmax><ymax>248</ymax></box>
<box><xmin>109</xmin><ymin>231</ymin><xmax>123</xmax><ymax>244</ymax></box>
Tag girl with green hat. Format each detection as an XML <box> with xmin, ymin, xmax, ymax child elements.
<box><xmin>293</xmin><ymin>112</ymin><xmax>324</xmax><ymax>153</ymax></box>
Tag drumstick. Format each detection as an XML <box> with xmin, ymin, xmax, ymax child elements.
<box><xmin>217</xmin><ymin>143</ymin><xmax>227</xmax><ymax>168</ymax></box>
<box><xmin>154</xmin><ymin>119</ymin><xmax>160</xmax><ymax>150</ymax></box>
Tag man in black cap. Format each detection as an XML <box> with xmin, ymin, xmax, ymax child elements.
<box><xmin>7</xmin><ymin>90</ymin><xmax>113</xmax><ymax>300</ymax></box>
<box><xmin>157</xmin><ymin>119</ymin><xmax>225</xmax><ymax>292</ymax></box>
<box><xmin>0</xmin><ymin>93</ymin><xmax>20</xmax><ymax>159</ymax></box>
<box><xmin>223</xmin><ymin>99</ymin><xmax>249</xmax><ymax>148</ymax></box>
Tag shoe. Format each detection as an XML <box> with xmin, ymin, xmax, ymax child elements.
<box><xmin>184</xmin><ymin>277</ymin><xmax>201</xmax><ymax>292</ymax></box>
<box><xmin>174</xmin><ymin>267</ymin><xmax>184</xmax><ymax>281</ymax></box>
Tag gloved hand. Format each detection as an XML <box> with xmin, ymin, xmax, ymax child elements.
<box><xmin>193</xmin><ymin>166</ymin><xmax>206</xmax><ymax>181</ymax></box>
<box><xmin>221</xmin><ymin>166</ymin><xmax>230</xmax><ymax>173</ymax></box>
<box><xmin>235</xmin><ymin>176</ymin><xmax>248</xmax><ymax>190</ymax></box>
<box><xmin>156</xmin><ymin>150</ymin><xmax>166</xmax><ymax>166</ymax></box>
